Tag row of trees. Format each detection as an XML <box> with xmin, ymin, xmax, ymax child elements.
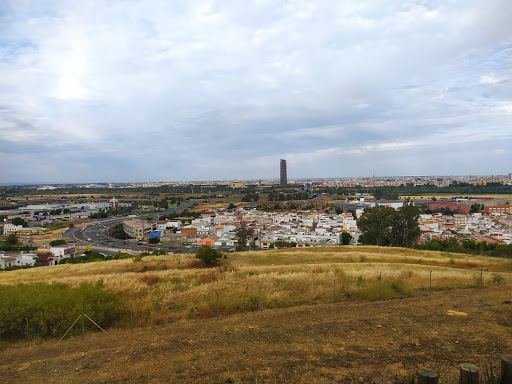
<box><xmin>357</xmin><ymin>202</ymin><xmax>421</xmax><ymax>247</ymax></box>
<box><xmin>0</xmin><ymin>234</ymin><xmax>36</xmax><ymax>252</ymax></box>
<box><xmin>414</xmin><ymin>239</ymin><xmax>512</xmax><ymax>258</ymax></box>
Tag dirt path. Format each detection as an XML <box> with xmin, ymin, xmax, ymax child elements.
<box><xmin>1</xmin><ymin>287</ymin><xmax>511</xmax><ymax>383</ymax></box>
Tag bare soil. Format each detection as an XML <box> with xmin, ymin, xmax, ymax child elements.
<box><xmin>1</xmin><ymin>286</ymin><xmax>511</xmax><ymax>383</ymax></box>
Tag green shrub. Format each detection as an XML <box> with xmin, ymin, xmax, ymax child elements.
<box><xmin>492</xmin><ymin>273</ymin><xmax>505</xmax><ymax>285</ymax></box>
<box><xmin>6</xmin><ymin>234</ymin><xmax>18</xmax><ymax>245</ymax></box>
<box><xmin>349</xmin><ymin>278</ymin><xmax>411</xmax><ymax>301</ymax></box>
<box><xmin>50</xmin><ymin>239</ymin><xmax>67</xmax><ymax>246</ymax></box>
<box><xmin>0</xmin><ymin>282</ymin><xmax>124</xmax><ymax>341</ymax></box>
<box><xmin>196</xmin><ymin>246</ymin><xmax>223</xmax><ymax>266</ymax></box>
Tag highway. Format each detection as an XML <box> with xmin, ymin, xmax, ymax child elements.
<box><xmin>63</xmin><ymin>203</ymin><xmax>233</xmax><ymax>255</ymax></box>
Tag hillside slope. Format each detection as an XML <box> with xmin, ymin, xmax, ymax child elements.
<box><xmin>1</xmin><ymin>246</ymin><xmax>511</xmax><ymax>382</ymax></box>
<box><xmin>1</xmin><ymin>287</ymin><xmax>511</xmax><ymax>383</ymax></box>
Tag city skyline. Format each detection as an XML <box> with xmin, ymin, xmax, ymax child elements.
<box><xmin>1</xmin><ymin>1</ymin><xmax>511</xmax><ymax>183</ymax></box>
<box><xmin>1</xmin><ymin>172</ymin><xmax>511</xmax><ymax>187</ymax></box>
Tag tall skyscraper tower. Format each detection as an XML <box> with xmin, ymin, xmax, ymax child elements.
<box><xmin>280</xmin><ymin>159</ymin><xmax>287</xmax><ymax>187</ymax></box>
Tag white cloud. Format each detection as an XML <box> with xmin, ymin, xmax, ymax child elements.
<box><xmin>494</xmin><ymin>105</ymin><xmax>512</xmax><ymax>113</ymax></box>
<box><xmin>0</xmin><ymin>0</ymin><xmax>511</xmax><ymax>182</ymax></box>
<box><xmin>480</xmin><ymin>74</ymin><xmax>500</xmax><ymax>84</ymax></box>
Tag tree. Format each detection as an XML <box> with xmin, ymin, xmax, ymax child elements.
<box><xmin>227</xmin><ymin>203</ymin><xmax>236</xmax><ymax>210</ymax></box>
<box><xmin>470</xmin><ymin>203</ymin><xmax>481</xmax><ymax>213</ymax></box>
<box><xmin>373</xmin><ymin>189</ymin><xmax>384</xmax><ymax>200</ymax></box>
<box><xmin>341</xmin><ymin>232</ymin><xmax>352</xmax><ymax>245</ymax></box>
<box><xmin>109</xmin><ymin>223</ymin><xmax>127</xmax><ymax>239</ymax></box>
<box><xmin>196</xmin><ymin>245</ymin><xmax>223</xmax><ymax>266</ymax></box>
<box><xmin>6</xmin><ymin>233</ymin><xmax>18</xmax><ymax>245</ymax></box>
<box><xmin>390</xmin><ymin>202</ymin><xmax>421</xmax><ymax>248</ymax></box>
<box><xmin>35</xmin><ymin>252</ymin><xmax>52</xmax><ymax>267</ymax></box>
<box><xmin>158</xmin><ymin>198</ymin><xmax>168</xmax><ymax>209</ymax></box>
<box><xmin>274</xmin><ymin>241</ymin><xmax>296</xmax><ymax>248</ymax></box>
<box><xmin>50</xmin><ymin>239</ymin><xmax>67</xmax><ymax>246</ymax></box>
<box><xmin>373</xmin><ymin>189</ymin><xmax>399</xmax><ymax>200</ymax></box>
<box><xmin>357</xmin><ymin>205</ymin><xmax>395</xmax><ymax>246</ymax></box>
<box><xmin>11</xmin><ymin>217</ymin><xmax>27</xmax><ymax>227</ymax></box>
<box><xmin>148</xmin><ymin>237</ymin><xmax>160</xmax><ymax>244</ymax></box>
<box><xmin>235</xmin><ymin>221</ymin><xmax>254</xmax><ymax>251</ymax></box>
<box><xmin>440</xmin><ymin>207</ymin><xmax>455</xmax><ymax>215</ymax></box>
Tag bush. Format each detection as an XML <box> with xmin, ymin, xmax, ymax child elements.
<box><xmin>108</xmin><ymin>223</ymin><xmax>127</xmax><ymax>240</ymax></box>
<box><xmin>65</xmin><ymin>250</ymin><xmax>105</xmax><ymax>264</ymax></box>
<box><xmin>50</xmin><ymin>239</ymin><xmax>67</xmax><ymax>246</ymax></box>
<box><xmin>0</xmin><ymin>282</ymin><xmax>124</xmax><ymax>341</ymax></box>
<box><xmin>349</xmin><ymin>278</ymin><xmax>411</xmax><ymax>301</ymax></box>
<box><xmin>492</xmin><ymin>273</ymin><xmax>505</xmax><ymax>285</ymax></box>
<box><xmin>6</xmin><ymin>234</ymin><xmax>18</xmax><ymax>245</ymax></box>
<box><xmin>196</xmin><ymin>246</ymin><xmax>223</xmax><ymax>266</ymax></box>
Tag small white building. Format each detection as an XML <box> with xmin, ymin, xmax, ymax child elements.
<box><xmin>214</xmin><ymin>235</ymin><xmax>237</xmax><ymax>247</ymax></box>
<box><xmin>37</xmin><ymin>245</ymin><xmax>76</xmax><ymax>264</ymax></box>
<box><xmin>0</xmin><ymin>255</ymin><xmax>17</xmax><ymax>268</ymax></box>
<box><xmin>155</xmin><ymin>221</ymin><xmax>181</xmax><ymax>231</ymax></box>
<box><xmin>18</xmin><ymin>252</ymin><xmax>38</xmax><ymax>266</ymax></box>
<box><xmin>3</xmin><ymin>224</ymin><xmax>23</xmax><ymax>235</ymax></box>
<box><xmin>50</xmin><ymin>245</ymin><xmax>76</xmax><ymax>259</ymax></box>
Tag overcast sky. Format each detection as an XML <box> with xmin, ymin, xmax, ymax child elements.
<box><xmin>1</xmin><ymin>0</ymin><xmax>511</xmax><ymax>183</ymax></box>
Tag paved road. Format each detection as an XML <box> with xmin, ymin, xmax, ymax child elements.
<box><xmin>63</xmin><ymin>204</ymin><xmax>233</xmax><ymax>255</ymax></box>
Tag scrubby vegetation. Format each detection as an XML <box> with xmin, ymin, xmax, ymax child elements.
<box><xmin>108</xmin><ymin>223</ymin><xmax>127</xmax><ymax>239</ymax></box>
<box><xmin>1</xmin><ymin>246</ymin><xmax>510</xmax><ymax>334</ymax></box>
<box><xmin>195</xmin><ymin>245</ymin><xmax>224</xmax><ymax>266</ymax></box>
<box><xmin>58</xmin><ymin>250</ymin><xmax>166</xmax><ymax>265</ymax></box>
<box><xmin>49</xmin><ymin>239</ymin><xmax>67</xmax><ymax>246</ymax></box>
<box><xmin>0</xmin><ymin>282</ymin><xmax>124</xmax><ymax>341</ymax></box>
<box><xmin>414</xmin><ymin>239</ymin><xmax>512</xmax><ymax>258</ymax></box>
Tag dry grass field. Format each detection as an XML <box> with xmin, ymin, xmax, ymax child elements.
<box><xmin>1</xmin><ymin>247</ymin><xmax>510</xmax><ymax>326</ymax></box>
<box><xmin>1</xmin><ymin>246</ymin><xmax>511</xmax><ymax>383</ymax></box>
<box><xmin>15</xmin><ymin>226</ymin><xmax>73</xmax><ymax>247</ymax></box>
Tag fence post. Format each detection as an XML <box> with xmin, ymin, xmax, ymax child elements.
<box><xmin>378</xmin><ymin>273</ymin><xmax>382</xmax><ymax>299</ymax></box>
<box><xmin>480</xmin><ymin>267</ymin><xmax>483</xmax><ymax>288</ymax></box>
<box><xmin>259</xmin><ymin>287</ymin><xmax>263</xmax><ymax>317</ymax></box>
<box><xmin>333</xmin><ymin>279</ymin><xmax>336</xmax><ymax>303</ymax></box>
<box><xmin>460</xmin><ymin>363</ymin><xmax>479</xmax><ymax>384</ymax></box>
<box><xmin>215</xmin><ymin>291</ymin><xmax>219</xmax><ymax>320</ymax></box>
<box><xmin>501</xmin><ymin>355</ymin><xmax>512</xmax><ymax>384</ymax></box>
<box><xmin>82</xmin><ymin>305</ymin><xmax>85</xmax><ymax>337</ymax></box>
<box><xmin>130</xmin><ymin>303</ymin><xmax>134</xmax><ymax>330</ymax></box>
<box><xmin>430</xmin><ymin>271</ymin><xmax>432</xmax><ymax>294</ymax></box>
<box><xmin>417</xmin><ymin>368</ymin><xmax>439</xmax><ymax>384</ymax></box>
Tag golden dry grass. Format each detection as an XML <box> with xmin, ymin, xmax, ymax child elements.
<box><xmin>1</xmin><ymin>246</ymin><xmax>510</xmax><ymax>328</ymax></box>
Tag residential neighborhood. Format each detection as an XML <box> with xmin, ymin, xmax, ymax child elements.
<box><xmin>1</xmin><ymin>181</ymin><xmax>511</xmax><ymax>271</ymax></box>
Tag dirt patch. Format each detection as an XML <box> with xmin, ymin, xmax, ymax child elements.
<box><xmin>1</xmin><ymin>287</ymin><xmax>510</xmax><ymax>383</ymax></box>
